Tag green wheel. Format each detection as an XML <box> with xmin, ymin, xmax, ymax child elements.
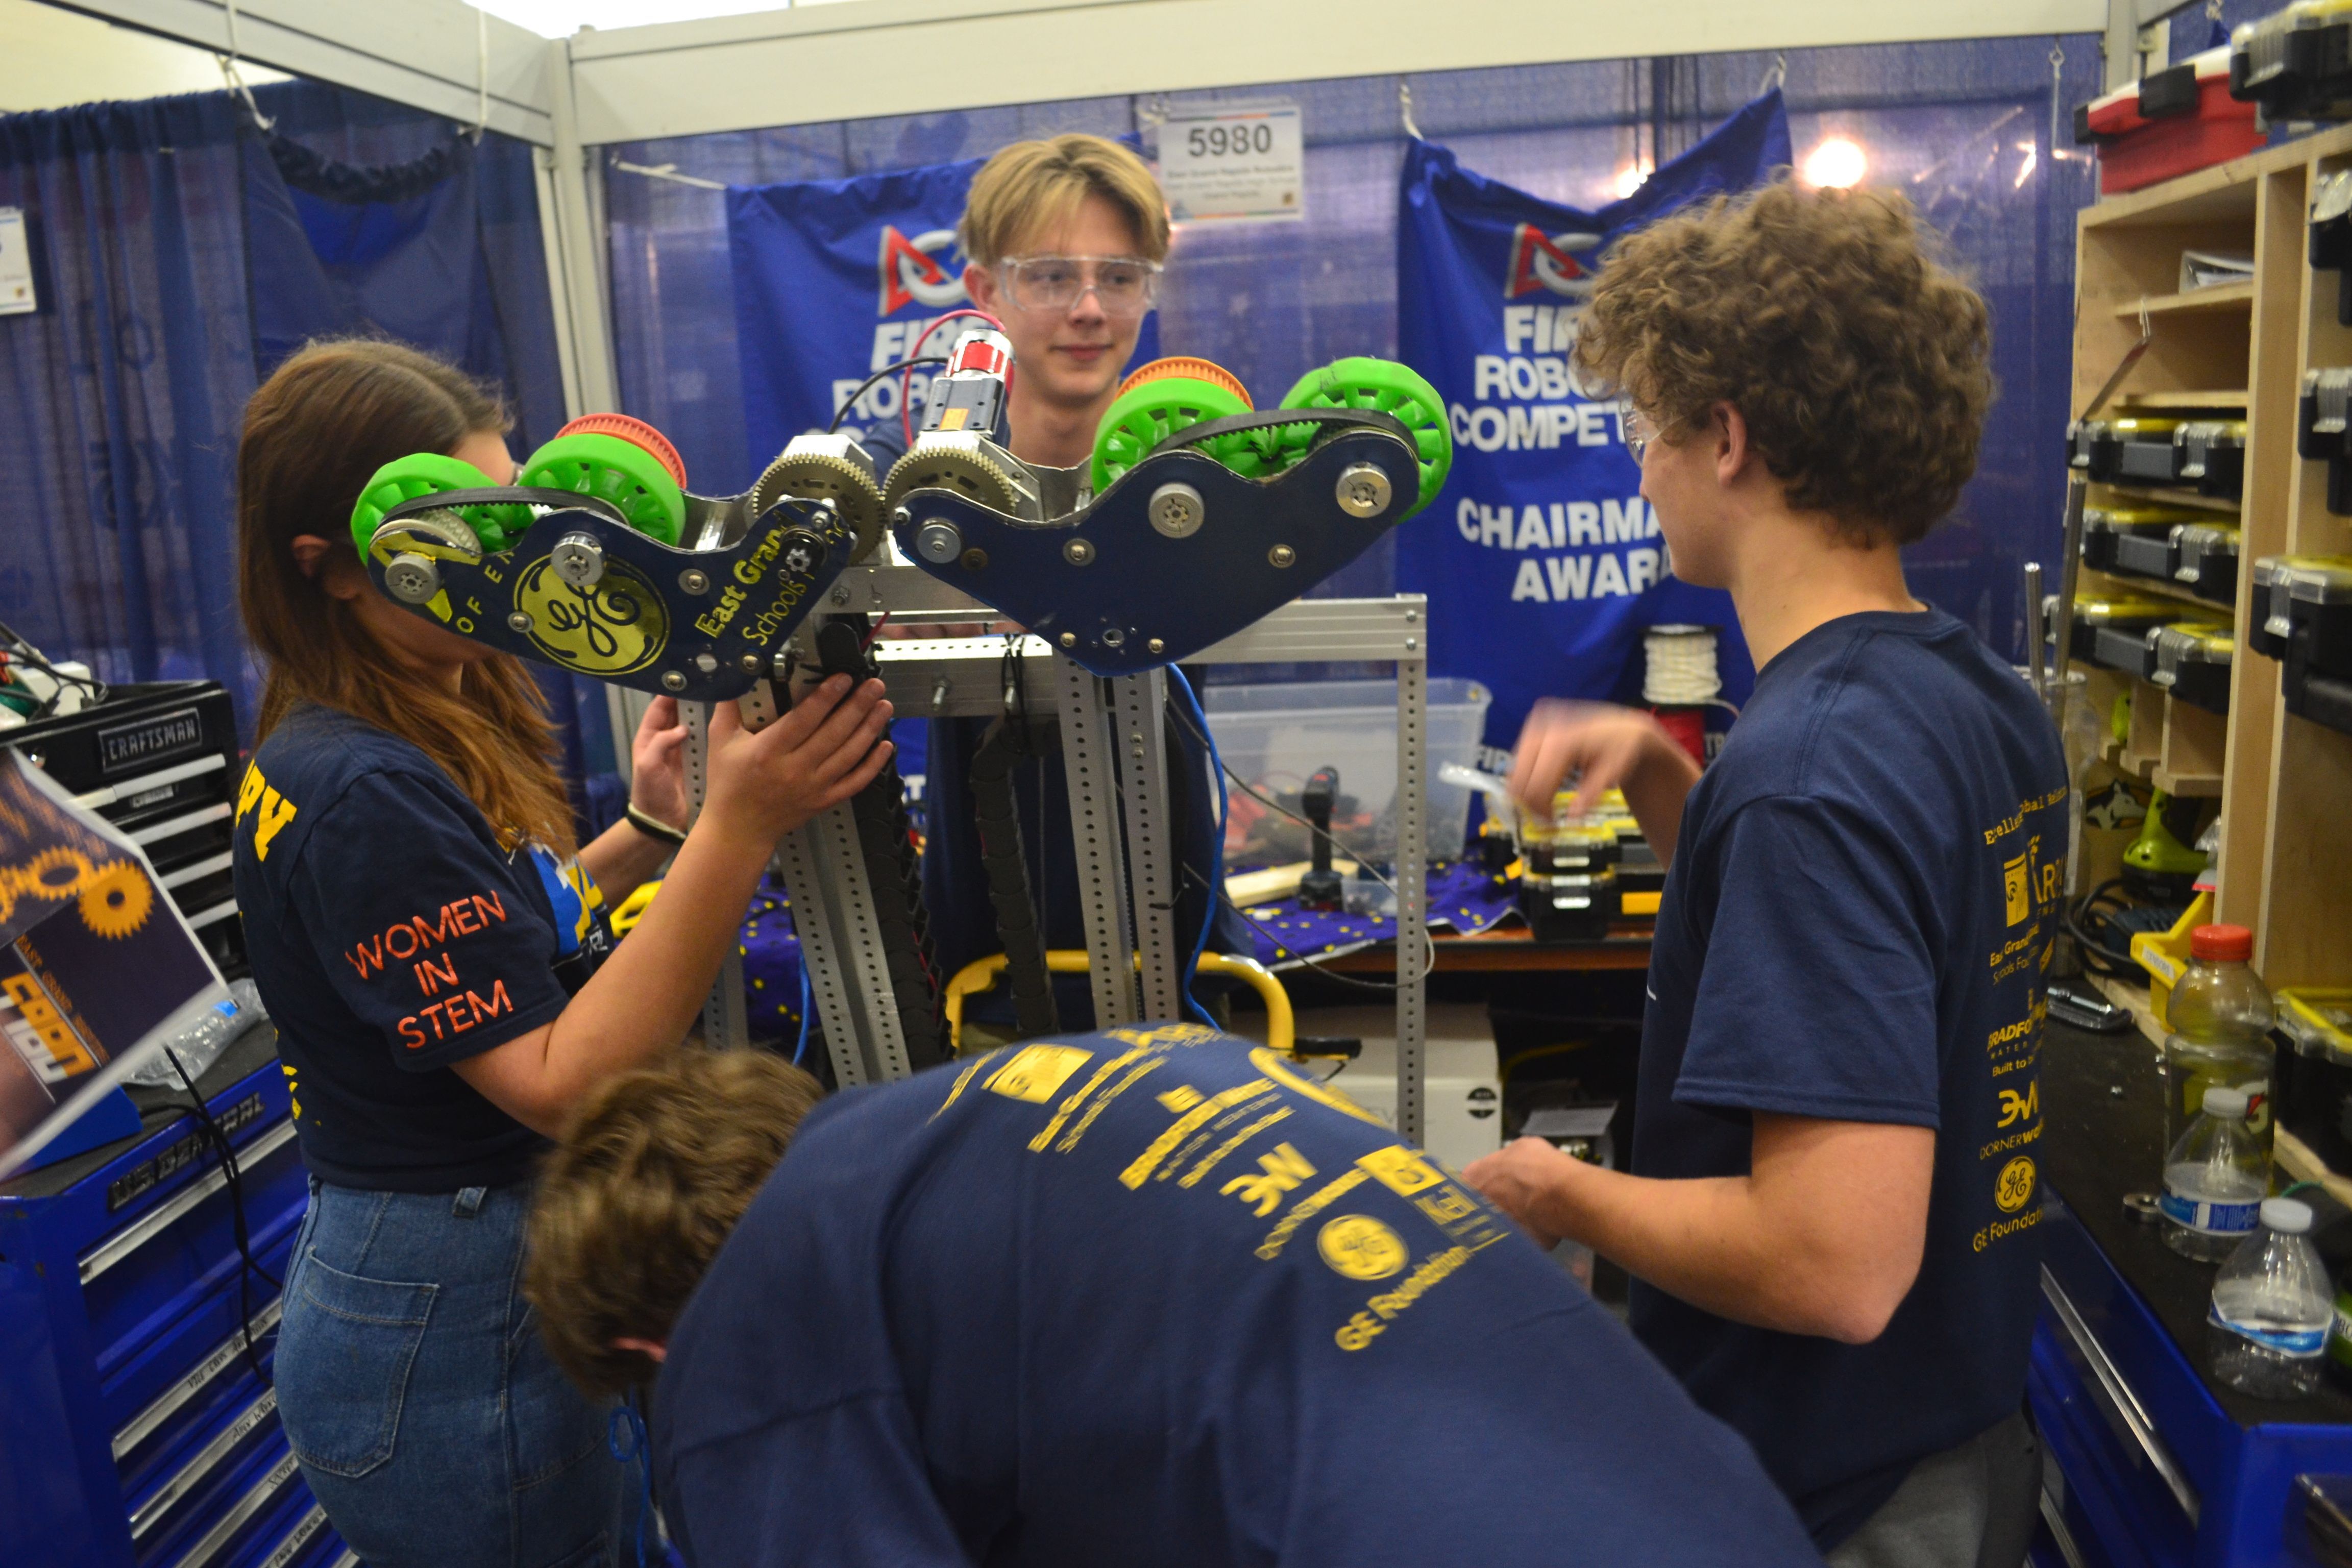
<box><xmin>1278</xmin><ymin>357</ymin><xmax>1453</xmax><ymax>514</ymax></box>
<box><xmin>518</xmin><ymin>432</ymin><xmax>687</xmax><ymax>546</ymax></box>
<box><xmin>350</xmin><ymin>452</ymin><xmax>531</xmax><ymax>554</ymax></box>
<box><xmin>1090</xmin><ymin>376</ymin><xmax>1258</xmax><ymax>495</ymax></box>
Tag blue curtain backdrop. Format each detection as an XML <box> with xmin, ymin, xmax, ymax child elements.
<box><xmin>607</xmin><ymin>38</ymin><xmax>2104</xmax><ymax>669</ymax></box>
<box><xmin>0</xmin><ymin>93</ymin><xmax>255</xmax><ymax>705</ymax></box>
<box><xmin>0</xmin><ymin>80</ymin><xmax>614</xmax><ymax>821</ymax></box>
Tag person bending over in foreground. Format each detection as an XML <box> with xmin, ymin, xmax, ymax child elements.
<box><xmin>527</xmin><ymin>1031</ymin><xmax>1827</xmax><ymax>1568</ymax></box>
<box><xmin>1461</xmin><ymin>181</ymin><xmax>2065</xmax><ymax>1566</ymax></box>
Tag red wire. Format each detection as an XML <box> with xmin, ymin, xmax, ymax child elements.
<box><xmin>900</xmin><ymin>307</ymin><xmax>1008</xmax><ymax>448</ymax></box>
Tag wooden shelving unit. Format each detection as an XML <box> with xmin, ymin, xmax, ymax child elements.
<box><xmin>2111</xmin><ymin>281</ymin><xmax>2255</xmax><ymax>318</ymax></box>
<box><xmin>2073</xmin><ymin>129</ymin><xmax>2352</xmax><ymax>993</ymax></box>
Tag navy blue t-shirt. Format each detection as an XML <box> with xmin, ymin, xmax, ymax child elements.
<box><xmin>655</xmin><ymin>1026</ymin><xmax>1824</xmax><ymax>1568</ymax></box>
<box><xmin>1630</xmin><ymin>609</ymin><xmax>2067</xmax><ymax>1546</ymax></box>
<box><xmin>231</xmin><ymin>705</ymin><xmax>611</xmax><ymax>1191</ymax></box>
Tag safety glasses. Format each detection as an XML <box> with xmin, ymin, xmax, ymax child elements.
<box><xmin>999</xmin><ymin>255</ymin><xmax>1163</xmax><ymax>317</ymax></box>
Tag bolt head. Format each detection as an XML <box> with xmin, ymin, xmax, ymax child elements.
<box><xmin>1335</xmin><ymin>462</ymin><xmax>1392</xmax><ymax>519</ymax></box>
<box><xmin>741</xmin><ymin>653</ymin><xmax>763</xmax><ymax>673</ymax></box>
<box><xmin>1102</xmin><ymin>627</ymin><xmax>1125</xmax><ymax>647</ymax></box>
<box><xmin>830</xmin><ymin>584</ymin><xmax>852</xmax><ymax>605</ymax></box>
<box><xmin>661</xmin><ymin>671</ymin><xmax>688</xmax><ymax>692</ymax></box>
<box><xmin>550</xmin><ymin>532</ymin><xmax>605</xmax><ymax>590</ymax></box>
<box><xmin>961</xmin><ymin>547</ymin><xmax>990</xmax><ymax>571</ymax></box>
<box><xmin>679</xmin><ymin>569</ymin><xmax>710</xmax><ymax>595</ymax></box>
<box><xmin>507</xmin><ymin>610</ymin><xmax>533</xmax><ymax>632</ymax></box>
<box><xmin>1059</xmin><ymin>631</ymin><xmax>1077</xmax><ymax>648</ymax></box>
<box><xmin>1147</xmin><ymin>482</ymin><xmax>1205</xmax><ymax>538</ymax></box>
<box><xmin>892</xmin><ymin>506</ymin><xmax>913</xmax><ymax>528</ymax></box>
<box><xmin>384</xmin><ymin>553</ymin><xmax>441</xmax><ymax>604</ymax></box>
<box><xmin>1148</xmin><ymin>638</ymin><xmax>1165</xmax><ymax>654</ymax></box>
<box><xmin>695</xmin><ymin>652</ymin><xmax>719</xmax><ymax>673</ymax></box>
<box><xmin>1064</xmin><ymin>537</ymin><xmax>1095</xmax><ymax>566</ymax></box>
<box><xmin>913</xmin><ymin>519</ymin><xmax>963</xmax><ymax>564</ymax></box>
<box><xmin>1269</xmin><ymin>544</ymin><xmax>1296</xmax><ymax>568</ymax></box>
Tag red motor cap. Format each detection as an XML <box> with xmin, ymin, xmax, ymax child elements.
<box><xmin>2190</xmin><ymin>923</ymin><xmax>2253</xmax><ymax>963</ymax></box>
<box><xmin>555</xmin><ymin>413</ymin><xmax>688</xmax><ymax>489</ymax></box>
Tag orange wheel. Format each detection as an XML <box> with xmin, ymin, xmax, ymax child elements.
<box><xmin>1114</xmin><ymin>357</ymin><xmax>1253</xmax><ymax>409</ymax></box>
<box><xmin>555</xmin><ymin>413</ymin><xmax>689</xmax><ymax>488</ymax></box>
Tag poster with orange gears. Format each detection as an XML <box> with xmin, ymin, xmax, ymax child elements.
<box><xmin>0</xmin><ymin>747</ymin><xmax>228</xmax><ymax>1174</ymax></box>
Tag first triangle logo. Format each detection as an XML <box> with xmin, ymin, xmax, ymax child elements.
<box><xmin>1505</xmin><ymin>224</ymin><xmax>1601</xmax><ymax>300</ymax></box>
<box><xmin>877</xmin><ymin>226</ymin><xmax>968</xmax><ymax>315</ymax></box>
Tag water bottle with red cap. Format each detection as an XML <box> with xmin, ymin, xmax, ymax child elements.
<box><xmin>2161</xmin><ymin>922</ymin><xmax>2277</xmax><ymax>1162</ymax></box>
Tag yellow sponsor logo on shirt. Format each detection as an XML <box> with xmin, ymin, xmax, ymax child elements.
<box><xmin>1357</xmin><ymin>1143</ymin><xmax>1446</xmax><ymax>1197</ymax></box>
<box><xmin>1318</xmin><ymin>1215</ymin><xmax>1408</xmax><ymax>1281</ymax></box>
<box><xmin>985</xmin><ymin>1044</ymin><xmax>1094</xmax><ymax>1103</ymax></box>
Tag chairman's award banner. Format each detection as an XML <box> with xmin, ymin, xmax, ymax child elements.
<box><xmin>1396</xmin><ymin>92</ymin><xmax>1790</xmax><ymax>748</ymax></box>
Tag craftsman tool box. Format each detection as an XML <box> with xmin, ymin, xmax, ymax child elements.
<box><xmin>2077</xmin><ymin>46</ymin><xmax>2264</xmax><ymax>195</ymax></box>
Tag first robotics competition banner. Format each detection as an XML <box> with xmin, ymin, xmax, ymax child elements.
<box><xmin>1397</xmin><ymin>92</ymin><xmax>1791</xmax><ymax>751</ymax></box>
<box><xmin>727</xmin><ymin>143</ymin><xmax>1160</xmax><ymax>454</ymax></box>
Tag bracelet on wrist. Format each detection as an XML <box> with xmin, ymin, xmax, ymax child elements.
<box><xmin>625</xmin><ymin>803</ymin><xmax>688</xmax><ymax>847</ymax></box>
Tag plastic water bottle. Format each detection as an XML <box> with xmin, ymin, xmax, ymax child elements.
<box><xmin>2209</xmin><ymin>1196</ymin><xmax>2331</xmax><ymax>1400</ymax></box>
<box><xmin>2160</xmin><ymin>1085</ymin><xmax>2269</xmax><ymax>1262</ymax></box>
<box><xmin>126</xmin><ymin>979</ymin><xmax>267</xmax><ymax>1088</ymax></box>
<box><xmin>2162</xmin><ymin>924</ymin><xmax>2277</xmax><ymax>1159</ymax></box>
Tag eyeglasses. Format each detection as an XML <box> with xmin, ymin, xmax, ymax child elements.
<box><xmin>999</xmin><ymin>255</ymin><xmax>1162</xmax><ymax>317</ymax></box>
<box><xmin>1620</xmin><ymin>402</ymin><xmax>1662</xmax><ymax>462</ymax></box>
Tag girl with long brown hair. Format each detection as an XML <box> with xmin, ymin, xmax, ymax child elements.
<box><xmin>230</xmin><ymin>338</ymin><xmax>892</xmax><ymax>1567</ymax></box>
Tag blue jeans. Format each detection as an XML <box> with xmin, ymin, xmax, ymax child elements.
<box><xmin>276</xmin><ymin>1179</ymin><xmax>641</xmax><ymax>1568</ymax></box>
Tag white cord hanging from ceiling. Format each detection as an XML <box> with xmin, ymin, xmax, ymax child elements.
<box><xmin>215</xmin><ymin>0</ymin><xmax>276</xmax><ymax>133</ymax></box>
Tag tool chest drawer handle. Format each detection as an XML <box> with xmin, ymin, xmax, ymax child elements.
<box><xmin>246</xmin><ymin>1499</ymin><xmax>331</xmax><ymax>1568</ymax></box>
<box><xmin>114</xmin><ymin>1297</ymin><xmax>286</xmax><ymax>1460</ymax></box>
<box><xmin>2040</xmin><ymin>1264</ymin><xmax>2200</xmax><ymax>1525</ymax></box>
<box><xmin>71</xmin><ymin>752</ymin><xmax>227</xmax><ymax>811</ymax></box>
<box><xmin>130</xmin><ymin>1388</ymin><xmax>276</xmax><ymax>1539</ymax></box>
<box><xmin>166</xmin><ymin>1444</ymin><xmax>300</xmax><ymax>1568</ymax></box>
<box><xmin>80</xmin><ymin>1119</ymin><xmax>299</xmax><ymax>1285</ymax></box>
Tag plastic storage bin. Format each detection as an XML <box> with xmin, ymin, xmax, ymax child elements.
<box><xmin>2250</xmin><ymin>554</ymin><xmax>2352</xmax><ymax>675</ymax></box>
<box><xmin>2053</xmin><ymin>595</ymin><xmax>2193</xmax><ymax>673</ymax></box>
<box><xmin>1202</xmin><ymin>678</ymin><xmax>1490</xmax><ymax>862</ymax></box>
<box><xmin>2177</xmin><ymin>420</ymin><xmax>2247</xmax><ymax>501</ymax></box>
<box><xmin>2083</xmin><ymin>504</ymin><xmax>2204</xmax><ymax>576</ymax></box>
<box><xmin>2151</xmin><ymin>623</ymin><xmax>2235</xmax><ymax>713</ymax></box>
<box><xmin>2175</xmin><ymin>521</ymin><xmax>2241</xmax><ymax>604</ymax></box>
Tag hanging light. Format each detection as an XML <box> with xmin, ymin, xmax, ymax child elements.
<box><xmin>1613</xmin><ymin>163</ymin><xmax>1652</xmax><ymax>201</ymax></box>
<box><xmin>1801</xmin><ymin>137</ymin><xmax>1868</xmax><ymax>189</ymax></box>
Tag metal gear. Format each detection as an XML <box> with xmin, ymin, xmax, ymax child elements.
<box><xmin>752</xmin><ymin>450</ymin><xmax>886</xmax><ymax>562</ymax></box>
<box><xmin>78</xmin><ymin>860</ymin><xmax>154</xmax><ymax>940</ymax></box>
<box><xmin>883</xmin><ymin>443</ymin><xmax>1025</xmax><ymax>519</ymax></box>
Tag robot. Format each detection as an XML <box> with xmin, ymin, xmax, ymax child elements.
<box><xmin>347</xmin><ymin>332</ymin><xmax>1453</xmax><ymax>1129</ymax></box>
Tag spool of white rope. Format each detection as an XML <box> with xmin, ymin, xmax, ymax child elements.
<box><xmin>1642</xmin><ymin>624</ymin><xmax>1734</xmax><ymax>709</ymax></box>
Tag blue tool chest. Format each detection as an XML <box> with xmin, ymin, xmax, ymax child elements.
<box><xmin>2032</xmin><ymin>1019</ymin><xmax>2352</xmax><ymax>1566</ymax></box>
<box><xmin>0</xmin><ymin>1026</ymin><xmax>350</xmax><ymax>1568</ymax></box>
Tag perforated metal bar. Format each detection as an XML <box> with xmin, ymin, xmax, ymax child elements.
<box><xmin>1110</xmin><ymin>671</ymin><xmax>1185</xmax><ymax>1021</ymax></box>
<box><xmin>1057</xmin><ymin>655</ymin><xmax>1139</xmax><ymax>1026</ymax></box>
<box><xmin>776</xmin><ymin>800</ymin><xmax>913</xmax><ymax>1084</ymax></box>
<box><xmin>680</xmin><ymin>700</ymin><xmax>749</xmax><ymax>1051</ymax></box>
<box><xmin>1394</xmin><ymin>648</ymin><xmax>1428</xmax><ymax>1148</ymax></box>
